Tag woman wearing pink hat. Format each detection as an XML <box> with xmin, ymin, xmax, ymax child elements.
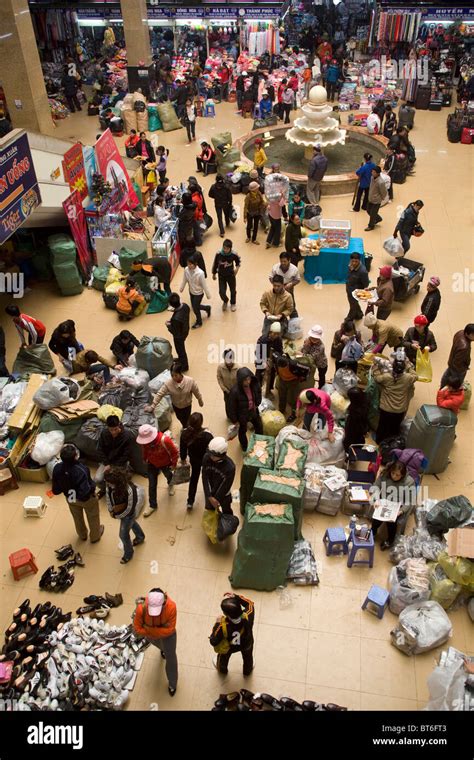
<box><xmin>374</xmin><ymin>265</ymin><xmax>394</xmax><ymax>321</ymax></box>
<box><xmin>402</xmin><ymin>315</ymin><xmax>437</xmax><ymax>365</ymax></box>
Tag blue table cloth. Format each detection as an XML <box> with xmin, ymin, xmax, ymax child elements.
<box><xmin>303</xmin><ymin>235</ymin><xmax>365</xmax><ymax>285</ymax></box>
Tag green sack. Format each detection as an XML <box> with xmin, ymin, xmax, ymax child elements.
<box><xmin>57</xmin><ymin>283</ymin><xmax>84</xmax><ymax>296</ymax></box>
<box><xmin>135</xmin><ymin>336</ymin><xmax>173</xmax><ymax>379</ymax></box>
<box><xmin>365</xmin><ymin>373</ymin><xmax>380</xmax><ymax>431</ymax></box>
<box><xmin>13</xmin><ymin>344</ymin><xmax>55</xmax><ymax>376</ymax></box>
<box><xmin>239</xmin><ymin>434</ymin><xmax>275</xmax><ymax>516</ymax></box>
<box><xmin>426</xmin><ymin>495</ymin><xmax>473</xmax><ymax>535</ymax></box>
<box><xmin>119</xmin><ymin>247</ymin><xmax>147</xmax><ymax>275</ymax></box>
<box><xmin>48</xmin><ymin>233</ymin><xmax>77</xmax><ymax>265</ymax></box>
<box><xmin>148</xmin><ymin>105</ymin><xmax>162</xmax><ymax>132</ymax></box>
<box><xmin>229</xmin><ymin>502</ymin><xmax>294</xmax><ymax>591</ymax></box>
<box><xmin>251</xmin><ymin>470</ymin><xmax>305</xmax><ymax>540</ymax></box>
<box><xmin>211</xmin><ymin>132</ymin><xmax>232</xmax><ymax>153</ymax></box>
<box><xmin>147</xmin><ymin>290</ymin><xmax>169</xmax><ymax>314</ymax></box>
<box><xmin>156</xmin><ymin>101</ymin><xmax>183</xmax><ymax>132</ymax></box>
<box><xmin>275</xmin><ymin>439</ymin><xmax>308</xmax><ymax>476</ymax></box>
<box><xmin>38</xmin><ymin>414</ymin><xmax>86</xmax><ymax>443</ymax></box>
<box><xmin>31</xmin><ymin>247</ymin><xmax>53</xmax><ymax>281</ymax></box>
<box><xmin>92</xmin><ymin>265</ymin><xmax>110</xmax><ymax>291</ymax></box>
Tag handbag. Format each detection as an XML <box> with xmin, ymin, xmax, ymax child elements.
<box><xmin>230</xmin><ymin>206</ymin><xmax>238</xmax><ymax>223</ymax></box>
<box><xmin>170</xmin><ymin>463</ymin><xmax>191</xmax><ymax>485</ymax></box>
<box><xmin>412</xmin><ymin>223</ymin><xmax>424</xmax><ymax>237</ymax></box>
<box><xmin>217</xmin><ymin>511</ymin><xmax>240</xmax><ymax>542</ymax></box>
<box><xmin>415</xmin><ymin>348</ymin><xmax>432</xmax><ymax>383</ymax></box>
<box><xmin>203</xmin><ymin>212</ymin><xmax>213</xmax><ymax>229</ymax></box>
<box><xmin>202</xmin><ymin>508</ymin><xmax>219</xmax><ymax>544</ymax></box>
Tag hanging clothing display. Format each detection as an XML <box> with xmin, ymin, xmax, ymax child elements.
<box><xmin>242</xmin><ymin>22</ymin><xmax>280</xmax><ymax>58</ymax></box>
<box><xmin>373</xmin><ymin>10</ymin><xmax>422</xmax><ymax>45</ymax></box>
<box><xmin>401</xmin><ymin>57</ymin><xmax>418</xmax><ymax>102</ymax></box>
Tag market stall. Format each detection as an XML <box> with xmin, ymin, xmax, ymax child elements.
<box><xmin>302</xmin><ymin>222</ymin><xmax>364</xmax><ymax>285</ymax></box>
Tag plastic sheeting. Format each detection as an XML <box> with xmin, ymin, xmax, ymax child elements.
<box><xmin>389</xmin><ymin>528</ymin><xmax>447</xmax><ymax>565</ymax></box>
<box><xmin>388</xmin><ymin>557</ymin><xmax>431</xmax><ymax>615</ymax></box>
<box><xmin>118</xmin><ymin>368</ymin><xmax>150</xmax><ymax>390</ymax></box>
<box><xmin>33</xmin><ymin>378</ymin><xmax>75</xmax><ymax>410</ymax></box>
<box><xmin>426</xmin><ymin>495</ymin><xmax>473</xmax><ymax>535</ymax></box>
<box><xmin>287</xmin><ymin>540</ymin><xmax>319</xmax><ymax>585</ymax></box>
<box><xmin>13</xmin><ymin>344</ymin><xmax>55</xmax><ymax>376</ymax></box>
<box><xmin>135</xmin><ymin>336</ymin><xmax>173</xmax><ymax>379</ymax></box>
<box><xmin>31</xmin><ymin>431</ymin><xmax>65</xmax><ymax>466</ymax></box>
<box><xmin>390</xmin><ymin>601</ymin><xmax>452</xmax><ymax>656</ymax></box>
<box><xmin>251</xmin><ymin>470</ymin><xmax>305</xmax><ymax>540</ymax></box>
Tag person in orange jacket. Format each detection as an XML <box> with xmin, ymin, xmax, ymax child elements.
<box><xmin>116</xmin><ymin>278</ymin><xmax>145</xmax><ymax>320</ymax></box>
<box><xmin>133</xmin><ymin>588</ymin><xmax>178</xmax><ymax>696</ymax></box>
<box><xmin>436</xmin><ymin>373</ymin><xmax>465</xmax><ymax>415</ymax></box>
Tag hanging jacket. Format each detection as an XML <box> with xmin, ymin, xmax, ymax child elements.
<box><xmin>227</xmin><ymin>367</ymin><xmax>262</xmax><ymax>424</ymax></box>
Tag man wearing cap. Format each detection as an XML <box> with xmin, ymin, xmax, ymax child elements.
<box><xmin>364</xmin><ymin>314</ymin><xmax>403</xmax><ymax>354</ymax></box>
<box><xmin>228</xmin><ymin>368</ymin><xmax>263</xmax><ymax>451</ymax></box>
<box><xmin>307</xmin><ymin>146</ymin><xmax>328</xmax><ymax>205</ymax></box>
<box><xmin>345</xmin><ymin>252</ymin><xmax>369</xmax><ymax>321</ymax></box>
<box><xmin>133</xmin><ymin>588</ymin><xmax>178</xmax><ymax>696</ymax></box>
<box><xmin>201</xmin><ymin>437</ymin><xmax>236</xmax><ymax>513</ymax></box>
<box><xmin>374</xmin><ymin>265</ymin><xmax>394</xmax><ymax>321</ymax></box>
<box><xmin>365</xmin><ymin>166</ymin><xmax>388</xmax><ymax>231</ymax></box>
<box><xmin>210</xmin><ymin>593</ymin><xmax>255</xmax><ymax>676</ymax></box>
<box><xmin>136</xmin><ymin>425</ymin><xmax>179</xmax><ymax>517</ymax></box>
<box><xmin>402</xmin><ymin>315</ymin><xmax>437</xmax><ymax>365</ymax></box>
<box><xmin>260</xmin><ymin>275</ymin><xmax>294</xmax><ymax>338</ymax></box>
<box><xmin>270</xmin><ymin>252</ymin><xmax>301</xmax><ymax>314</ymax></box>
<box><xmin>255</xmin><ymin>322</ymin><xmax>284</xmax><ymax>395</ymax></box>
<box><xmin>421</xmin><ymin>277</ymin><xmax>441</xmax><ymax>325</ymax></box>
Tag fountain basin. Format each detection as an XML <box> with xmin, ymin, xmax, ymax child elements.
<box><xmin>235</xmin><ymin>125</ymin><xmax>388</xmax><ymax>196</ymax></box>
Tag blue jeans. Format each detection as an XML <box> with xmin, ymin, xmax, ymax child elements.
<box><xmin>88</xmin><ymin>363</ymin><xmax>111</xmax><ymax>383</ymax></box>
<box><xmin>400</xmin><ymin>232</ymin><xmax>411</xmax><ymax>253</ymax></box>
<box><xmin>119</xmin><ymin>514</ymin><xmax>145</xmax><ymax>561</ymax></box>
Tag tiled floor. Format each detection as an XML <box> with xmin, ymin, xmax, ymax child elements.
<box><xmin>1</xmin><ymin>99</ymin><xmax>473</xmax><ymax>712</ymax></box>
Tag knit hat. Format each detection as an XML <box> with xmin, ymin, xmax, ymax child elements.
<box><xmin>379</xmin><ymin>265</ymin><xmax>392</xmax><ymax>278</ymax></box>
<box><xmin>208</xmin><ymin>436</ymin><xmax>228</xmax><ymax>455</ymax></box>
<box><xmin>414</xmin><ymin>314</ymin><xmax>429</xmax><ymax>326</ymax></box>
<box><xmin>429</xmin><ymin>276</ymin><xmax>440</xmax><ymax>287</ymax></box>
<box><xmin>364</xmin><ymin>313</ymin><xmax>377</xmax><ymax>328</ymax></box>
<box><xmin>269</xmin><ymin>322</ymin><xmax>282</xmax><ymax>334</ymax></box>
<box><xmin>308</xmin><ymin>325</ymin><xmax>323</xmax><ymax>339</ymax></box>
<box><xmin>249</xmin><ymin>181</ymin><xmax>260</xmax><ymax>191</ymax></box>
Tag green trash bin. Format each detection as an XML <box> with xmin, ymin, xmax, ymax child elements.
<box><xmin>229</xmin><ymin>503</ymin><xmax>294</xmax><ymax>591</ymax></box>
<box><xmin>239</xmin><ymin>434</ymin><xmax>275</xmax><ymax>515</ymax></box>
<box><xmin>251</xmin><ymin>470</ymin><xmax>305</xmax><ymax>540</ymax></box>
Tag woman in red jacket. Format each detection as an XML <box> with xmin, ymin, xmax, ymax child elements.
<box><xmin>136</xmin><ymin>424</ymin><xmax>178</xmax><ymax>517</ymax></box>
<box><xmin>436</xmin><ymin>373</ymin><xmax>465</xmax><ymax>415</ymax></box>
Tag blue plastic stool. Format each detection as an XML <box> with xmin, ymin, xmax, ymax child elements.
<box><xmin>323</xmin><ymin>527</ymin><xmax>348</xmax><ymax>556</ymax></box>
<box><xmin>347</xmin><ymin>529</ymin><xmax>375</xmax><ymax>568</ymax></box>
<box><xmin>362</xmin><ymin>585</ymin><xmax>389</xmax><ymax>619</ymax></box>
<box><xmin>204</xmin><ymin>103</ymin><xmax>215</xmax><ymax>117</ymax></box>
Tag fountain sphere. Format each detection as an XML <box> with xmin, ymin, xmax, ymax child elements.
<box><xmin>308</xmin><ymin>85</ymin><xmax>328</xmax><ymax>105</ymax></box>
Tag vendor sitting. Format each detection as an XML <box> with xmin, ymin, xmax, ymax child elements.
<box><xmin>125</xmin><ymin>129</ymin><xmax>140</xmax><ymax>158</ymax></box>
<box><xmin>196</xmin><ymin>141</ymin><xmax>215</xmax><ymax>174</ymax></box>
<box><xmin>259</xmin><ymin>92</ymin><xmax>273</xmax><ymax>119</ymax></box>
<box><xmin>153</xmin><ymin>195</ymin><xmax>172</xmax><ymax>227</ymax></box>
<box><xmin>369</xmin><ymin>460</ymin><xmax>417</xmax><ymax>550</ymax></box>
<box><xmin>116</xmin><ymin>278</ymin><xmax>146</xmax><ymax>320</ymax></box>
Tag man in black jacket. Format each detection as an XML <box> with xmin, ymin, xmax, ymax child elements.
<box><xmin>61</xmin><ymin>68</ymin><xmax>82</xmax><ymax>113</ymax></box>
<box><xmin>228</xmin><ymin>368</ymin><xmax>263</xmax><ymax>452</ymax></box>
<box><xmin>110</xmin><ymin>329</ymin><xmax>140</xmax><ymax>366</ymax></box>
<box><xmin>421</xmin><ymin>277</ymin><xmax>441</xmax><ymax>325</ymax></box>
<box><xmin>96</xmin><ymin>415</ymin><xmax>135</xmax><ymax>497</ymax></box>
<box><xmin>202</xmin><ymin>437</ymin><xmax>236</xmax><ymax>514</ymax></box>
<box><xmin>177</xmin><ymin>193</ymin><xmax>200</xmax><ymax>248</ymax></box>
<box><xmin>208</xmin><ymin>175</ymin><xmax>233</xmax><ymax>237</ymax></box>
<box><xmin>166</xmin><ymin>293</ymin><xmax>190</xmax><ymax>371</ymax></box>
<box><xmin>0</xmin><ymin>326</ymin><xmax>9</xmax><ymax>377</ymax></box>
<box><xmin>212</xmin><ymin>239</ymin><xmax>241</xmax><ymax>312</ymax></box>
<box><xmin>131</xmin><ymin>256</ymin><xmax>172</xmax><ymax>295</ymax></box>
<box><xmin>345</xmin><ymin>253</ymin><xmax>369</xmax><ymax>321</ymax></box>
<box><xmin>393</xmin><ymin>200</ymin><xmax>424</xmax><ymax>254</ymax></box>
<box><xmin>210</xmin><ymin>593</ymin><xmax>255</xmax><ymax>676</ymax></box>
<box><xmin>52</xmin><ymin>444</ymin><xmax>104</xmax><ymax>542</ymax></box>
<box><xmin>173</xmin><ymin>80</ymin><xmax>190</xmax><ymax>119</ymax></box>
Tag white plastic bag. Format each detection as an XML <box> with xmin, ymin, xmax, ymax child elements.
<box><xmin>31</xmin><ymin>431</ymin><xmax>65</xmax><ymax>466</ymax></box>
<box><xmin>33</xmin><ymin>378</ymin><xmax>76</xmax><ymax>410</ymax></box>
<box><xmin>258</xmin><ymin>397</ymin><xmax>275</xmax><ymax>414</ymax></box>
<box><xmin>332</xmin><ymin>368</ymin><xmax>358</xmax><ymax>398</ymax></box>
<box><xmin>383</xmin><ymin>236</ymin><xmax>404</xmax><ymax>258</ymax></box>
<box><xmin>388</xmin><ymin>558</ymin><xmax>431</xmax><ymax>615</ymax></box>
<box><xmin>390</xmin><ymin>601</ymin><xmax>452</xmax><ymax>656</ymax></box>
<box><xmin>287</xmin><ymin>317</ymin><xmax>303</xmax><ymax>341</ymax></box>
<box><xmin>148</xmin><ymin>369</ymin><xmax>171</xmax><ymax>394</ymax></box>
<box><xmin>119</xmin><ymin>368</ymin><xmax>150</xmax><ymax>389</ymax></box>
<box><xmin>307</xmin><ymin>425</ymin><xmax>345</xmax><ymax>467</ymax></box>
<box><xmin>1</xmin><ymin>381</ymin><xmax>27</xmax><ymax>413</ymax></box>
<box><xmin>423</xmin><ymin>656</ymin><xmax>466</xmax><ymax>711</ymax></box>
<box><xmin>317</xmin><ymin>466</ymin><xmax>347</xmax><ymax>515</ymax></box>
<box><xmin>46</xmin><ymin>456</ymin><xmax>61</xmax><ymax>479</ymax></box>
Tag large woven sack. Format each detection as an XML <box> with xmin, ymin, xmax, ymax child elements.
<box><xmin>136</xmin><ymin>110</ymin><xmax>149</xmax><ymax>133</ymax></box>
<box><xmin>75</xmin><ymin>418</ymin><xmax>106</xmax><ymax>461</ymax></box>
<box><xmin>48</xmin><ymin>234</ymin><xmax>77</xmax><ymax>265</ymax></box>
<box><xmin>211</xmin><ymin>132</ymin><xmax>232</xmax><ymax>152</ymax></box>
<box><xmin>135</xmin><ymin>336</ymin><xmax>173</xmax><ymax>379</ymax></box>
<box><xmin>92</xmin><ymin>265</ymin><xmax>110</xmax><ymax>291</ymax></box>
<box><xmin>148</xmin><ymin>105</ymin><xmax>162</xmax><ymax>132</ymax></box>
<box><xmin>119</xmin><ymin>247</ymin><xmax>147</xmax><ymax>275</ymax></box>
<box><xmin>156</xmin><ymin>102</ymin><xmax>182</xmax><ymax>132</ymax></box>
<box><xmin>13</xmin><ymin>344</ymin><xmax>55</xmax><ymax>376</ymax></box>
<box><xmin>261</xmin><ymin>410</ymin><xmax>286</xmax><ymax>437</ymax></box>
<box><xmin>123</xmin><ymin>109</ymin><xmax>137</xmax><ymax>134</ymax></box>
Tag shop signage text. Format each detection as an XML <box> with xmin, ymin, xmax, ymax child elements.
<box><xmin>0</xmin><ymin>132</ymin><xmax>41</xmax><ymax>245</ymax></box>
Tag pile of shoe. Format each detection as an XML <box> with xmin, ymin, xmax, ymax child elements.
<box><xmin>76</xmin><ymin>593</ymin><xmax>123</xmax><ymax>620</ymax></box>
<box><xmin>0</xmin><ymin>599</ymin><xmax>72</xmax><ymax>702</ymax></box>
<box><xmin>212</xmin><ymin>689</ymin><xmax>348</xmax><ymax>712</ymax></box>
<box><xmin>38</xmin><ymin>546</ymin><xmax>85</xmax><ymax>592</ymax></box>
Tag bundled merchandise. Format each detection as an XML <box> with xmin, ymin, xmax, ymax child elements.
<box><xmin>437</xmin><ymin>552</ymin><xmax>474</xmax><ymax>593</ymax></box>
<box><xmin>388</xmin><ymin>557</ymin><xmax>431</xmax><ymax>615</ymax></box>
<box><xmin>213</xmin><ymin>687</ymin><xmax>347</xmax><ymax>712</ymax></box>
<box><xmin>286</xmin><ymin>540</ymin><xmax>319</xmax><ymax>586</ymax></box>
<box><xmin>48</xmin><ymin>234</ymin><xmax>83</xmax><ymax>296</ymax></box>
<box><xmin>275</xmin><ymin>439</ymin><xmax>308</xmax><ymax>477</ymax></box>
<box><xmin>32</xmin><ymin>377</ymin><xmax>79</xmax><ymax>410</ymax></box>
<box><xmin>426</xmin><ymin>495</ymin><xmax>473</xmax><ymax>536</ymax></box>
<box><xmin>239</xmin><ymin>434</ymin><xmax>275</xmax><ymax>516</ymax></box>
<box><xmin>303</xmin><ymin>463</ymin><xmax>347</xmax><ymax>515</ymax></box>
<box><xmin>428</xmin><ymin>563</ymin><xmax>462</xmax><ymax>611</ymax></box>
<box><xmin>135</xmin><ymin>336</ymin><xmax>173</xmax><ymax>379</ymax></box>
<box><xmin>390</xmin><ymin>600</ymin><xmax>452</xmax><ymax>656</ymax></box>
<box><xmin>423</xmin><ymin>647</ymin><xmax>474</xmax><ymax>712</ymax></box>
<box><xmin>389</xmin><ymin>528</ymin><xmax>447</xmax><ymax>566</ymax></box>
<box><xmin>261</xmin><ymin>410</ymin><xmax>287</xmax><ymax>438</ymax></box>
<box><xmin>251</xmin><ymin>469</ymin><xmax>305</xmax><ymax>541</ymax></box>
<box><xmin>275</xmin><ymin>425</ymin><xmax>345</xmax><ymax>468</ymax></box>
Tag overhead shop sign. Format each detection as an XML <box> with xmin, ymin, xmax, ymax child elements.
<box><xmin>0</xmin><ymin>131</ymin><xmax>41</xmax><ymax>245</ymax></box>
<box><xmin>380</xmin><ymin>7</ymin><xmax>474</xmax><ymax>17</ymax></box>
<box><xmin>239</xmin><ymin>7</ymin><xmax>282</xmax><ymax>19</ymax></box>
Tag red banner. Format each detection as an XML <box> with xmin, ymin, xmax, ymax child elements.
<box><xmin>62</xmin><ymin>190</ymin><xmax>94</xmax><ymax>278</ymax></box>
<box><xmin>62</xmin><ymin>142</ymin><xmax>88</xmax><ymax>202</ymax></box>
<box><xmin>94</xmin><ymin>129</ymin><xmax>139</xmax><ymax>212</ymax></box>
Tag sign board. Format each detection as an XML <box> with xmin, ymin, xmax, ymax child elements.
<box><xmin>62</xmin><ymin>142</ymin><xmax>88</xmax><ymax>201</ymax></box>
<box><xmin>380</xmin><ymin>6</ymin><xmax>474</xmax><ymax>17</ymax></box>
<box><xmin>0</xmin><ymin>131</ymin><xmax>41</xmax><ymax>245</ymax></box>
<box><xmin>94</xmin><ymin>129</ymin><xmax>139</xmax><ymax>212</ymax></box>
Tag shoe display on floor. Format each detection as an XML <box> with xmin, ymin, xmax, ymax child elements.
<box><xmin>54</xmin><ymin>544</ymin><xmax>74</xmax><ymax>561</ymax></box>
<box><xmin>143</xmin><ymin>506</ymin><xmax>157</xmax><ymax>517</ymax></box>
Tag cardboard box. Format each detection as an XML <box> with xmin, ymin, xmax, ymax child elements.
<box><xmin>16</xmin><ymin>463</ymin><xmax>48</xmax><ymax>483</ymax></box>
<box><xmin>342</xmin><ymin>482</ymin><xmax>372</xmax><ymax>517</ymax></box>
<box><xmin>447</xmin><ymin>528</ymin><xmax>474</xmax><ymax>559</ymax></box>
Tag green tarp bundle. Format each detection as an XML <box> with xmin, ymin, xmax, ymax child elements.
<box><xmin>92</xmin><ymin>265</ymin><xmax>110</xmax><ymax>291</ymax></box>
<box><xmin>239</xmin><ymin>434</ymin><xmax>275</xmax><ymax>515</ymax></box>
<box><xmin>38</xmin><ymin>414</ymin><xmax>85</xmax><ymax>443</ymax></box>
<box><xmin>119</xmin><ymin>247</ymin><xmax>147</xmax><ymax>275</ymax></box>
<box><xmin>135</xmin><ymin>336</ymin><xmax>173</xmax><ymax>379</ymax></box>
<box><xmin>13</xmin><ymin>344</ymin><xmax>55</xmax><ymax>376</ymax></box>
<box><xmin>229</xmin><ymin>503</ymin><xmax>294</xmax><ymax>591</ymax></box>
<box><xmin>251</xmin><ymin>469</ymin><xmax>305</xmax><ymax>540</ymax></box>
<box><xmin>275</xmin><ymin>438</ymin><xmax>308</xmax><ymax>477</ymax></box>
<box><xmin>48</xmin><ymin>234</ymin><xmax>83</xmax><ymax>295</ymax></box>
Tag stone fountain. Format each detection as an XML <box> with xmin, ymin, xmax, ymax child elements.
<box><xmin>286</xmin><ymin>84</ymin><xmax>347</xmax><ymax>159</ymax></box>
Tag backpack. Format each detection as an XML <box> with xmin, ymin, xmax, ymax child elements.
<box><xmin>212</xmin><ymin>614</ymin><xmax>249</xmax><ymax>654</ymax></box>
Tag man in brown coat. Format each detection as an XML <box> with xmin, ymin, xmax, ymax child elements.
<box><xmin>440</xmin><ymin>324</ymin><xmax>474</xmax><ymax>387</ymax></box>
<box><xmin>260</xmin><ymin>275</ymin><xmax>294</xmax><ymax>338</ymax></box>
<box><xmin>365</xmin><ymin>166</ymin><xmax>388</xmax><ymax>231</ymax></box>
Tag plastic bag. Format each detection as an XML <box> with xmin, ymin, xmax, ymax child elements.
<box><xmin>33</xmin><ymin>378</ymin><xmax>72</xmax><ymax>410</ymax></box>
<box><xmin>423</xmin><ymin>654</ymin><xmax>467</xmax><ymax>711</ymax></box>
<box><xmin>426</xmin><ymin>495</ymin><xmax>473</xmax><ymax>535</ymax></box>
<box><xmin>332</xmin><ymin>368</ymin><xmax>358</xmax><ymax>398</ymax></box>
<box><xmin>202</xmin><ymin>508</ymin><xmax>219</xmax><ymax>544</ymax></box>
<box><xmin>154</xmin><ymin>395</ymin><xmax>172</xmax><ymax>432</ymax></box>
<box><xmin>148</xmin><ymin>369</ymin><xmax>171</xmax><ymax>394</ymax></box>
<box><xmin>416</xmin><ymin>348</ymin><xmax>432</xmax><ymax>383</ymax></box>
<box><xmin>258</xmin><ymin>397</ymin><xmax>275</xmax><ymax>414</ymax></box>
<box><xmin>307</xmin><ymin>425</ymin><xmax>345</xmax><ymax>467</ymax></box>
<box><xmin>437</xmin><ymin>552</ymin><xmax>474</xmax><ymax>591</ymax></box>
<box><xmin>170</xmin><ymin>463</ymin><xmax>191</xmax><ymax>486</ymax></box>
<box><xmin>136</xmin><ymin>336</ymin><xmax>173</xmax><ymax>379</ymax></box>
<box><xmin>261</xmin><ymin>410</ymin><xmax>287</xmax><ymax>437</ymax></box>
<box><xmin>217</xmin><ymin>511</ymin><xmax>240</xmax><ymax>542</ymax></box>
<box><xmin>13</xmin><ymin>344</ymin><xmax>55</xmax><ymax>376</ymax></box>
<box><xmin>330</xmin><ymin>390</ymin><xmax>350</xmax><ymax>420</ymax></box>
<box><xmin>97</xmin><ymin>405</ymin><xmax>123</xmax><ymax>422</ymax></box>
<box><xmin>119</xmin><ymin>368</ymin><xmax>150</xmax><ymax>390</ymax></box>
<box><xmin>0</xmin><ymin>381</ymin><xmax>27</xmax><ymax>413</ymax></box>
<box><xmin>389</xmin><ymin>528</ymin><xmax>446</xmax><ymax>565</ymax></box>
<box><xmin>429</xmin><ymin>563</ymin><xmax>461</xmax><ymax>610</ymax></box>
<box><xmin>287</xmin><ymin>540</ymin><xmax>319</xmax><ymax>585</ymax></box>
<box><xmin>383</xmin><ymin>236</ymin><xmax>404</xmax><ymax>257</ymax></box>
<box><xmin>287</xmin><ymin>317</ymin><xmax>303</xmax><ymax>341</ymax></box>
<box><xmin>390</xmin><ymin>600</ymin><xmax>452</xmax><ymax>655</ymax></box>
<box><xmin>46</xmin><ymin>456</ymin><xmax>61</xmax><ymax>478</ymax></box>
<box><xmin>388</xmin><ymin>558</ymin><xmax>431</xmax><ymax>615</ymax></box>
<box><xmin>31</xmin><ymin>431</ymin><xmax>65</xmax><ymax>466</ymax></box>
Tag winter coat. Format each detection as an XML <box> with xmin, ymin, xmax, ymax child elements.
<box><xmin>116</xmin><ymin>286</ymin><xmax>144</xmax><ymax>315</ymax></box>
<box><xmin>394</xmin><ymin>204</ymin><xmax>419</xmax><ymax>237</ymax></box>
<box><xmin>448</xmin><ymin>329</ymin><xmax>471</xmax><ymax>375</ymax></box>
<box><xmin>375</xmin><ymin>278</ymin><xmax>394</xmax><ymax>312</ymax></box>
<box><xmin>372</xmin><ymin>365</ymin><xmax>417</xmax><ymax>413</ymax></box>
<box><xmin>98</xmin><ymin>427</ymin><xmax>135</xmax><ymax>466</ymax></box>
<box><xmin>217</xmin><ymin>362</ymin><xmax>240</xmax><ymax>393</ymax></box>
<box><xmin>110</xmin><ymin>333</ymin><xmax>139</xmax><ymax>364</ymax></box>
<box><xmin>177</xmin><ymin>203</ymin><xmax>198</xmax><ymax>244</ymax></box>
<box><xmin>208</xmin><ymin>181</ymin><xmax>232</xmax><ymax>209</ymax></box>
<box><xmin>307</xmin><ymin>154</ymin><xmax>328</xmax><ymax>181</ymax></box>
<box><xmin>391</xmin><ymin>448</ymin><xmax>426</xmax><ymax>481</ymax></box>
<box><xmin>227</xmin><ymin>367</ymin><xmax>262</xmax><ymax>424</ymax></box>
<box><xmin>167</xmin><ymin>303</ymin><xmax>190</xmax><ymax>340</ymax></box>
<box><xmin>49</xmin><ymin>328</ymin><xmax>81</xmax><ymax>361</ymax></box>
<box><xmin>135</xmin><ymin>139</ymin><xmax>155</xmax><ymax>163</ymax></box>
<box><xmin>52</xmin><ymin>461</ymin><xmax>95</xmax><ymax>503</ymax></box>
<box><xmin>326</xmin><ymin>63</ymin><xmax>341</xmax><ymax>84</ymax></box>
<box><xmin>260</xmin><ymin>288</ymin><xmax>294</xmax><ymax>319</ymax></box>
<box><xmin>141</xmin><ymin>431</ymin><xmax>178</xmax><ymax>469</ymax></box>
<box><xmin>355</xmin><ymin>161</ymin><xmax>376</xmax><ymax>189</ymax></box>
<box><xmin>133</xmin><ymin>596</ymin><xmax>177</xmax><ymax>640</ymax></box>
<box><xmin>62</xmin><ymin>74</ymin><xmax>78</xmax><ymax>96</ymax></box>
<box><xmin>285</xmin><ymin>221</ymin><xmax>302</xmax><ymax>254</ymax></box>
<box><xmin>201</xmin><ymin>452</ymin><xmax>236</xmax><ymax>503</ymax></box>
<box><xmin>244</xmin><ymin>190</ymin><xmax>266</xmax><ymax>218</ymax></box>
<box><xmin>368</xmin><ymin>175</ymin><xmax>388</xmax><ymax>205</ymax></box>
<box><xmin>255</xmin><ymin>335</ymin><xmax>283</xmax><ymax>371</ymax></box>
<box><xmin>421</xmin><ymin>288</ymin><xmax>441</xmax><ymax>324</ymax></box>
<box><xmin>179</xmin><ymin>427</ymin><xmax>213</xmax><ymax>463</ymax></box>
<box><xmin>436</xmin><ymin>387</ymin><xmax>465</xmax><ymax>415</ymax></box>
<box><xmin>346</xmin><ymin>262</ymin><xmax>369</xmax><ymax>293</ymax></box>
<box><xmin>402</xmin><ymin>326</ymin><xmax>437</xmax><ymax>364</ymax></box>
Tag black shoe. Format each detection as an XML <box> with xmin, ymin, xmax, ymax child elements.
<box><xmin>191</xmin><ymin>322</ymin><xmax>202</xmax><ymax>329</ymax></box>
<box><xmin>54</xmin><ymin>545</ymin><xmax>74</xmax><ymax>561</ymax></box>
<box><xmin>120</xmin><ymin>556</ymin><xmax>132</xmax><ymax>564</ymax></box>
<box><xmin>96</xmin><ymin>488</ymin><xmax>106</xmax><ymax>499</ymax></box>
<box><xmin>105</xmin><ymin>592</ymin><xmax>123</xmax><ymax>608</ymax></box>
<box><xmin>74</xmin><ymin>553</ymin><xmax>85</xmax><ymax>567</ymax></box>
<box><xmin>206</xmin><ymin>306</ymin><xmax>211</xmax><ymax>318</ymax></box>
<box><xmin>168</xmin><ymin>686</ymin><xmax>176</xmax><ymax>697</ymax></box>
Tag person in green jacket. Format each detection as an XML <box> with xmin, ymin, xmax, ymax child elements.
<box><xmin>284</xmin><ymin>212</ymin><xmax>303</xmax><ymax>264</ymax></box>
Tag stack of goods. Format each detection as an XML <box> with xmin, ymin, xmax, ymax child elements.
<box><xmin>287</xmin><ymin>539</ymin><xmax>319</xmax><ymax>585</ymax></box>
<box><xmin>424</xmin><ymin>647</ymin><xmax>474</xmax><ymax>711</ymax></box>
<box><xmin>49</xmin><ymin>99</ymin><xmax>70</xmax><ymax>120</ymax></box>
<box><xmin>446</xmin><ymin>105</ymin><xmax>474</xmax><ymax>144</ymax></box>
<box><xmin>388</xmin><ymin>557</ymin><xmax>431</xmax><ymax>615</ymax></box>
<box><xmin>38</xmin><ymin>398</ymin><xmax>99</xmax><ymax>445</ymax></box>
<box><xmin>275</xmin><ymin>424</ymin><xmax>346</xmax><ymax>470</ymax></box>
<box><xmin>48</xmin><ymin>234</ymin><xmax>84</xmax><ymax>296</ymax></box>
<box><xmin>303</xmin><ymin>463</ymin><xmax>348</xmax><ymax>516</ymax></box>
<box><xmin>300</xmin><ymin>238</ymin><xmax>323</xmax><ymax>256</ymax></box>
<box><xmin>229</xmin><ymin>502</ymin><xmax>295</xmax><ymax>591</ymax></box>
<box><xmin>390</xmin><ymin>600</ymin><xmax>452</xmax><ymax>656</ymax></box>
<box><xmin>251</xmin><ymin>469</ymin><xmax>305</xmax><ymax>540</ymax></box>
<box><xmin>239</xmin><ymin>434</ymin><xmax>275</xmax><ymax>516</ymax></box>
<box><xmin>212</xmin><ymin>688</ymin><xmax>346</xmax><ymax>712</ymax></box>
<box><xmin>338</xmin><ymin>81</ymin><xmax>359</xmax><ymax>109</ymax></box>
